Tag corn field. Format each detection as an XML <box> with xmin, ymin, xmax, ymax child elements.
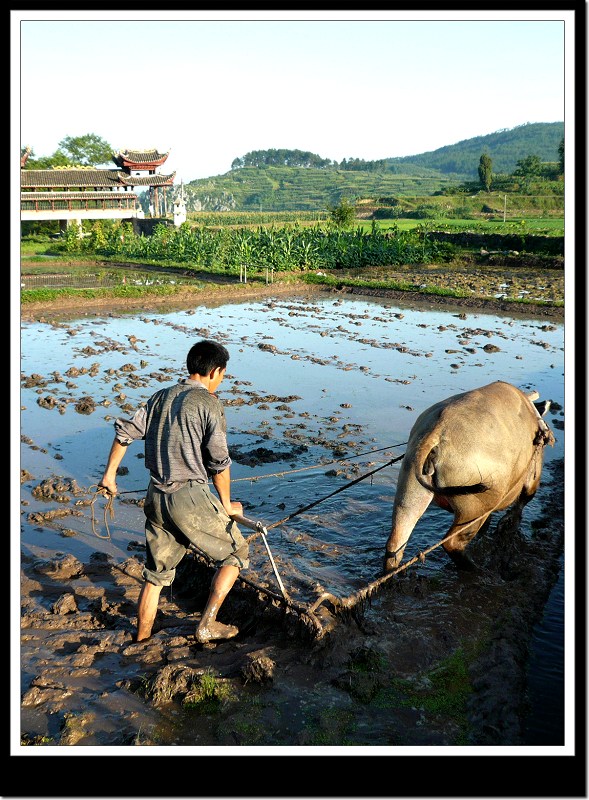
<box><xmin>55</xmin><ymin>220</ymin><xmax>455</xmax><ymax>275</ymax></box>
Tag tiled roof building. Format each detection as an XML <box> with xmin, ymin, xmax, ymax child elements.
<box><xmin>112</xmin><ymin>148</ymin><xmax>170</xmax><ymax>172</ymax></box>
<box><xmin>21</xmin><ymin>168</ymin><xmax>175</xmax><ymax>190</ymax></box>
<box><xmin>21</xmin><ymin>146</ymin><xmax>176</xmax><ymax>226</ymax></box>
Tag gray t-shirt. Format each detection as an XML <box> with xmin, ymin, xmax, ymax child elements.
<box><xmin>114</xmin><ymin>378</ymin><xmax>232</xmax><ymax>492</ymax></box>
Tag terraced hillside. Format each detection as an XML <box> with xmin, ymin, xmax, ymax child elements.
<box><xmin>168</xmin><ymin>122</ymin><xmax>563</xmax><ymax>212</ymax></box>
<box><xmin>178</xmin><ymin>165</ymin><xmax>467</xmax><ymax>213</ymax></box>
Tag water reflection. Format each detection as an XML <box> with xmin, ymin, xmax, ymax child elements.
<box><xmin>20</xmin><ymin>294</ymin><xmax>564</xmax><ymax>571</ymax></box>
<box><xmin>19</xmin><ymin>293</ymin><xmax>565</xmax><ymax>743</ymax></box>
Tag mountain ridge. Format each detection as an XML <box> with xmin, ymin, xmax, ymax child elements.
<box><xmin>175</xmin><ymin>122</ymin><xmax>563</xmax><ymax>212</ymax></box>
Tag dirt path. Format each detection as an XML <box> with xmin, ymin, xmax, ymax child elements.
<box><xmin>19</xmin><ymin>268</ymin><xmax>564</xmax><ymax>323</ymax></box>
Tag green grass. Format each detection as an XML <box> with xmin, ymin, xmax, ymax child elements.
<box><xmin>371</xmin><ymin>647</ymin><xmax>474</xmax><ymax>745</ymax></box>
<box><xmin>409</xmin><ymin>649</ymin><xmax>472</xmax><ymax>716</ymax></box>
<box><xmin>354</xmin><ymin>217</ymin><xmax>564</xmax><ymax>235</ymax></box>
<box><xmin>302</xmin><ymin>707</ymin><xmax>357</xmax><ymax>746</ymax></box>
<box><xmin>182</xmin><ymin>670</ymin><xmax>236</xmax><ymax>713</ymax></box>
<box><xmin>20</xmin><ymin>284</ymin><xmax>204</xmax><ymax>304</ymax></box>
<box><xmin>20</xmin><ymin>734</ymin><xmax>55</xmax><ymax>746</ymax></box>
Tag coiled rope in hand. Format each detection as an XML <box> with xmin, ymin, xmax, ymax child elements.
<box><xmin>89</xmin><ymin>485</ymin><xmax>116</xmax><ymax>540</ymax></box>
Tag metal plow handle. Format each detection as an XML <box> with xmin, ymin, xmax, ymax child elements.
<box><xmin>232</xmin><ymin>513</ymin><xmax>290</xmax><ymax>602</ymax></box>
<box><xmin>231</xmin><ymin>513</ymin><xmax>264</xmax><ymax>532</ymax></box>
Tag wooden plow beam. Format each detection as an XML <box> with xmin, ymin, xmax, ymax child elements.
<box><xmin>227</xmin><ymin>511</ymin><xmax>448</xmax><ymax>641</ymax></box>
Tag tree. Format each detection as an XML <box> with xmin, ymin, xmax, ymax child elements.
<box><xmin>21</xmin><ymin>145</ymin><xmax>68</xmax><ymax>169</ymax></box>
<box><xmin>558</xmin><ymin>138</ymin><xmax>564</xmax><ymax>175</ymax></box>
<box><xmin>513</xmin><ymin>154</ymin><xmax>542</xmax><ymax>177</ymax></box>
<box><xmin>327</xmin><ymin>197</ymin><xmax>356</xmax><ymax>228</ymax></box>
<box><xmin>478</xmin><ymin>153</ymin><xmax>493</xmax><ymax>191</ymax></box>
<box><xmin>24</xmin><ymin>150</ymin><xmax>71</xmax><ymax>169</ymax></box>
<box><xmin>22</xmin><ymin>133</ymin><xmax>115</xmax><ymax>169</ymax></box>
<box><xmin>57</xmin><ymin>133</ymin><xmax>114</xmax><ymax>166</ymax></box>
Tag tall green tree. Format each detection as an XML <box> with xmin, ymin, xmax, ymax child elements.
<box><xmin>58</xmin><ymin>133</ymin><xmax>114</xmax><ymax>166</ymax></box>
<box><xmin>22</xmin><ymin>134</ymin><xmax>114</xmax><ymax>169</ymax></box>
<box><xmin>558</xmin><ymin>138</ymin><xmax>564</xmax><ymax>175</ymax></box>
<box><xmin>478</xmin><ymin>153</ymin><xmax>493</xmax><ymax>191</ymax></box>
<box><xmin>513</xmin><ymin>154</ymin><xmax>542</xmax><ymax>177</ymax></box>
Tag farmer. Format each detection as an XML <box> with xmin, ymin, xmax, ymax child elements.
<box><xmin>98</xmin><ymin>339</ymin><xmax>249</xmax><ymax>644</ymax></box>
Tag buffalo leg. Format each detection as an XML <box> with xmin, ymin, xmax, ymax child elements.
<box><xmin>495</xmin><ymin>473</ymin><xmax>541</xmax><ymax>545</ymax></box>
<box><xmin>384</xmin><ymin>480</ymin><xmax>433</xmax><ymax>572</ymax></box>
<box><xmin>442</xmin><ymin>514</ymin><xmax>490</xmax><ymax>571</ymax></box>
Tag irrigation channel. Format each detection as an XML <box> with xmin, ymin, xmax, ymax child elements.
<box><xmin>18</xmin><ymin>290</ymin><xmax>567</xmax><ymax>749</ymax></box>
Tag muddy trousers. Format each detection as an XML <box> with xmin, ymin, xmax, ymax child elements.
<box><xmin>142</xmin><ymin>480</ymin><xmax>249</xmax><ymax>587</ymax></box>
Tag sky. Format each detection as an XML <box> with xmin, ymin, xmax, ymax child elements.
<box><xmin>12</xmin><ymin>9</ymin><xmax>572</xmax><ymax>184</ymax></box>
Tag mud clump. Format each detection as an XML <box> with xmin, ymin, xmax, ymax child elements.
<box><xmin>74</xmin><ymin>396</ymin><xmax>97</xmax><ymax>414</ymax></box>
<box><xmin>230</xmin><ymin>443</ymin><xmax>308</xmax><ymax>467</ymax></box>
<box><xmin>241</xmin><ymin>654</ymin><xmax>276</xmax><ymax>684</ymax></box>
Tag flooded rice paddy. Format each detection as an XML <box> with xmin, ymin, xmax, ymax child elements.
<box><xmin>17</xmin><ymin>290</ymin><xmax>567</xmax><ymax>749</ymax></box>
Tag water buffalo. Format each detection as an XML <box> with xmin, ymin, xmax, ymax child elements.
<box><xmin>383</xmin><ymin>381</ymin><xmax>555</xmax><ymax>573</ymax></box>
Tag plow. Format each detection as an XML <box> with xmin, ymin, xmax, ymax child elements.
<box><xmin>92</xmin><ymin>450</ymin><xmax>414</xmax><ymax>641</ymax></box>
<box><xmin>91</xmin><ymin>448</ymin><xmax>485</xmax><ymax>642</ymax></box>
<box><xmin>221</xmin><ymin>507</ymin><xmax>455</xmax><ymax>641</ymax></box>
<box><xmin>226</xmin><ymin>454</ymin><xmax>406</xmax><ymax>640</ymax></box>
<box><xmin>178</xmin><ymin>452</ymin><xmax>454</xmax><ymax>641</ymax></box>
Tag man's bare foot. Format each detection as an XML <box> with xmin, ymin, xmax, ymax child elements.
<box><xmin>195</xmin><ymin>622</ymin><xmax>239</xmax><ymax>643</ymax></box>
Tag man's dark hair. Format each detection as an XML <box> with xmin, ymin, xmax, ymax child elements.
<box><xmin>187</xmin><ymin>340</ymin><xmax>230</xmax><ymax>376</ymax></box>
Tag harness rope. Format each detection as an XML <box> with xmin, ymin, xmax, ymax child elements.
<box><xmin>231</xmin><ymin>442</ymin><xmax>408</xmax><ymax>483</ymax></box>
<box><xmin>87</xmin><ymin>443</ymin><xmax>407</xmax><ymax>540</ymax></box>
<box><xmin>244</xmin><ymin>454</ymin><xmax>405</xmax><ymax>543</ymax></box>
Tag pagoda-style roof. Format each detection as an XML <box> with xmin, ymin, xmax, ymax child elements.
<box><xmin>118</xmin><ymin>172</ymin><xmax>176</xmax><ymax>187</ymax></box>
<box><xmin>112</xmin><ymin>148</ymin><xmax>170</xmax><ymax>170</ymax></box>
<box><xmin>21</xmin><ymin>168</ymin><xmax>175</xmax><ymax>190</ymax></box>
<box><xmin>21</xmin><ymin>168</ymin><xmax>129</xmax><ymax>189</ymax></box>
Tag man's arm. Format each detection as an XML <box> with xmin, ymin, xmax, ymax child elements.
<box><xmin>99</xmin><ymin>438</ymin><xmax>129</xmax><ymax>495</ymax></box>
<box><xmin>211</xmin><ymin>467</ymin><xmax>242</xmax><ymax>517</ymax></box>
<box><xmin>99</xmin><ymin>407</ymin><xmax>147</xmax><ymax>494</ymax></box>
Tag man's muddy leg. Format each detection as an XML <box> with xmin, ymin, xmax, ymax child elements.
<box><xmin>196</xmin><ymin>564</ymin><xmax>240</xmax><ymax>643</ymax></box>
<box><xmin>136</xmin><ymin>581</ymin><xmax>163</xmax><ymax>642</ymax></box>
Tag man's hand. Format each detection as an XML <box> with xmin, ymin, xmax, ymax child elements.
<box><xmin>97</xmin><ymin>480</ymin><xmax>117</xmax><ymax>497</ymax></box>
<box><xmin>227</xmin><ymin>500</ymin><xmax>243</xmax><ymax>517</ymax></box>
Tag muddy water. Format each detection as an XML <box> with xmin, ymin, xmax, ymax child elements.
<box><xmin>17</xmin><ymin>291</ymin><xmax>566</xmax><ymax>747</ymax></box>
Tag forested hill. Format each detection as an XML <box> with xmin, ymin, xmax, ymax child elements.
<box><xmin>223</xmin><ymin>122</ymin><xmax>563</xmax><ymax>178</ymax></box>
<box><xmin>389</xmin><ymin>122</ymin><xmax>564</xmax><ymax>175</ymax></box>
<box><xmin>178</xmin><ymin>122</ymin><xmax>563</xmax><ymax>212</ymax></box>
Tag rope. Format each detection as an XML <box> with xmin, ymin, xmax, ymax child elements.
<box><xmin>96</xmin><ymin>442</ymin><xmax>407</xmax><ymax>494</ymax></box>
<box><xmin>245</xmin><ymin>454</ymin><xmax>405</xmax><ymax>543</ymax></box>
<box><xmin>306</xmin><ymin>534</ymin><xmax>455</xmax><ymax>617</ymax></box>
<box><xmin>232</xmin><ymin>442</ymin><xmax>407</xmax><ymax>483</ymax></box>
<box><xmin>88</xmin><ymin>485</ymin><xmax>115</xmax><ymax>540</ymax></box>
<box><xmin>86</xmin><ymin>450</ymin><xmax>404</xmax><ymax>545</ymax></box>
